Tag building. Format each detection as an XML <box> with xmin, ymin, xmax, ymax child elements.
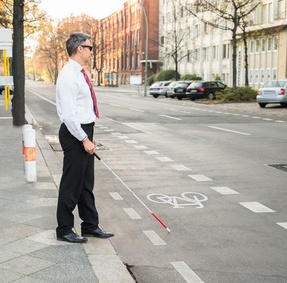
<box><xmin>94</xmin><ymin>0</ymin><xmax>160</xmax><ymax>86</ymax></box>
<box><xmin>159</xmin><ymin>0</ymin><xmax>287</xmax><ymax>89</ymax></box>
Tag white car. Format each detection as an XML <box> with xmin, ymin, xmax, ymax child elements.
<box><xmin>149</xmin><ymin>81</ymin><xmax>171</xmax><ymax>98</ymax></box>
<box><xmin>257</xmin><ymin>80</ymin><xmax>287</xmax><ymax>108</ymax></box>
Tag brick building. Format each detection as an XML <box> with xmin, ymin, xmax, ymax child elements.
<box><xmin>94</xmin><ymin>0</ymin><xmax>160</xmax><ymax>86</ymax></box>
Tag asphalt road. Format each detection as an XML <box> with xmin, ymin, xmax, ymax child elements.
<box><xmin>25</xmin><ymin>80</ymin><xmax>287</xmax><ymax>283</ymax></box>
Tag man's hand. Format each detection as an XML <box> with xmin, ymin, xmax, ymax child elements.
<box><xmin>83</xmin><ymin>138</ymin><xmax>96</xmax><ymax>155</ymax></box>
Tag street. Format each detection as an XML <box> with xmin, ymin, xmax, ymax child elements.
<box><xmin>25</xmin><ymin>79</ymin><xmax>287</xmax><ymax>283</ymax></box>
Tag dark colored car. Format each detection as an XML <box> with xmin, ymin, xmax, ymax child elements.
<box><xmin>149</xmin><ymin>81</ymin><xmax>171</xmax><ymax>98</ymax></box>
<box><xmin>186</xmin><ymin>81</ymin><xmax>226</xmax><ymax>100</ymax></box>
<box><xmin>0</xmin><ymin>85</ymin><xmax>13</xmax><ymax>96</ymax></box>
<box><xmin>172</xmin><ymin>81</ymin><xmax>193</xmax><ymax>100</ymax></box>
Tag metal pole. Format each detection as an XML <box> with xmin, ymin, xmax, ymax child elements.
<box><xmin>137</xmin><ymin>0</ymin><xmax>148</xmax><ymax>97</ymax></box>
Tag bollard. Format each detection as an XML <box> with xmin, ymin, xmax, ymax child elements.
<box><xmin>22</xmin><ymin>125</ymin><xmax>32</xmax><ymax>154</ymax></box>
<box><xmin>23</xmin><ymin>126</ymin><xmax>37</xmax><ymax>182</ymax></box>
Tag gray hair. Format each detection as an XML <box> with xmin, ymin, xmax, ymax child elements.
<box><xmin>66</xmin><ymin>32</ymin><xmax>91</xmax><ymax>56</ymax></box>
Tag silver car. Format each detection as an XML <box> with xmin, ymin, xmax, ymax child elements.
<box><xmin>149</xmin><ymin>81</ymin><xmax>171</xmax><ymax>98</ymax></box>
<box><xmin>257</xmin><ymin>80</ymin><xmax>287</xmax><ymax>108</ymax></box>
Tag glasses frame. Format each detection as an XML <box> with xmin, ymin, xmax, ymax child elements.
<box><xmin>80</xmin><ymin>45</ymin><xmax>93</xmax><ymax>51</ymax></box>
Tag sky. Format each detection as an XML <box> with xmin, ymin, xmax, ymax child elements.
<box><xmin>39</xmin><ymin>0</ymin><xmax>128</xmax><ymax>20</ymax></box>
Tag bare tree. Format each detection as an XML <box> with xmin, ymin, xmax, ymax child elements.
<box><xmin>185</xmin><ymin>0</ymin><xmax>259</xmax><ymax>88</ymax></box>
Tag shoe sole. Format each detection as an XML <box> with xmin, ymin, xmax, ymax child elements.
<box><xmin>57</xmin><ymin>237</ymin><xmax>88</xmax><ymax>243</ymax></box>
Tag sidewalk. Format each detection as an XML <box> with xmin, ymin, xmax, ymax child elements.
<box><xmin>0</xmin><ymin>99</ymin><xmax>134</xmax><ymax>282</ymax></box>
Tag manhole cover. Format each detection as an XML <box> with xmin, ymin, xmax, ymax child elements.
<box><xmin>268</xmin><ymin>164</ymin><xmax>287</xmax><ymax>172</ymax></box>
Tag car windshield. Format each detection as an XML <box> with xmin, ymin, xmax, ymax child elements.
<box><xmin>189</xmin><ymin>82</ymin><xmax>202</xmax><ymax>88</ymax></box>
<box><xmin>177</xmin><ymin>83</ymin><xmax>190</xmax><ymax>87</ymax></box>
<box><xmin>263</xmin><ymin>80</ymin><xmax>287</xmax><ymax>87</ymax></box>
<box><xmin>151</xmin><ymin>82</ymin><xmax>163</xmax><ymax>87</ymax></box>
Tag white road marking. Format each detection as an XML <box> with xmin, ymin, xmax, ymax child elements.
<box><xmin>240</xmin><ymin>202</ymin><xmax>275</xmax><ymax>213</ymax></box>
<box><xmin>159</xmin><ymin>114</ymin><xmax>182</xmax><ymax>120</ymax></box>
<box><xmin>109</xmin><ymin>192</ymin><xmax>124</xmax><ymax>200</ymax></box>
<box><xmin>155</xmin><ymin>156</ymin><xmax>173</xmax><ymax>162</ymax></box>
<box><xmin>125</xmin><ymin>140</ymin><xmax>138</xmax><ymax>144</ymax></box>
<box><xmin>99</xmin><ymin>126</ymin><xmax>108</xmax><ymax>129</ymax></box>
<box><xmin>123</xmin><ymin>208</ymin><xmax>142</xmax><ymax>219</ymax></box>
<box><xmin>252</xmin><ymin>116</ymin><xmax>261</xmax><ymax>119</ymax></box>
<box><xmin>111</xmin><ymin>132</ymin><xmax>122</xmax><ymax>136</ymax></box>
<box><xmin>275</xmin><ymin>120</ymin><xmax>285</xmax><ymax>123</ymax></box>
<box><xmin>0</xmin><ymin>117</ymin><xmax>12</xmax><ymax>119</ymax></box>
<box><xmin>133</xmin><ymin>145</ymin><xmax>148</xmax><ymax>149</ymax></box>
<box><xmin>129</xmin><ymin>108</ymin><xmax>144</xmax><ymax>112</ymax></box>
<box><xmin>188</xmin><ymin>174</ymin><xmax>213</xmax><ymax>182</ymax></box>
<box><xmin>277</xmin><ymin>222</ymin><xmax>287</xmax><ymax>230</ymax></box>
<box><xmin>105</xmin><ymin>129</ymin><xmax>115</xmax><ymax>132</ymax></box>
<box><xmin>170</xmin><ymin>164</ymin><xmax>191</xmax><ymax>171</ymax></box>
<box><xmin>171</xmin><ymin>261</ymin><xmax>204</xmax><ymax>283</ymax></box>
<box><xmin>144</xmin><ymin>150</ymin><xmax>159</xmax><ymax>155</ymax></box>
<box><xmin>209</xmin><ymin>126</ymin><xmax>250</xmax><ymax>136</ymax></box>
<box><xmin>117</xmin><ymin>135</ymin><xmax>129</xmax><ymax>139</ymax></box>
<box><xmin>110</xmin><ymin>103</ymin><xmax>120</xmax><ymax>107</ymax></box>
<box><xmin>28</xmin><ymin>89</ymin><xmax>56</xmax><ymax>106</ymax></box>
<box><xmin>262</xmin><ymin>118</ymin><xmax>273</xmax><ymax>121</ymax></box>
<box><xmin>210</xmin><ymin>186</ymin><xmax>239</xmax><ymax>195</ymax></box>
<box><xmin>143</xmin><ymin>230</ymin><xmax>166</xmax><ymax>246</ymax></box>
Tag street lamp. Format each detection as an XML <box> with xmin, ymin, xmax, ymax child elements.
<box><xmin>137</xmin><ymin>0</ymin><xmax>148</xmax><ymax>97</ymax></box>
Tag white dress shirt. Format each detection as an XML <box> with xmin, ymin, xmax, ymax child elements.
<box><xmin>56</xmin><ymin>59</ymin><xmax>96</xmax><ymax>141</ymax></box>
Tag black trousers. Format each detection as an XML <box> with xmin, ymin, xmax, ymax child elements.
<box><xmin>56</xmin><ymin>123</ymin><xmax>99</xmax><ymax>237</ymax></box>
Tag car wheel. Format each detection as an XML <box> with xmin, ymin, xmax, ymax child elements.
<box><xmin>190</xmin><ymin>98</ymin><xmax>195</xmax><ymax>101</ymax></box>
<box><xmin>280</xmin><ymin>102</ymin><xmax>287</xmax><ymax>107</ymax></box>
<box><xmin>1</xmin><ymin>90</ymin><xmax>4</xmax><ymax>95</ymax></box>
<box><xmin>177</xmin><ymin>97</ymin><xmax>182</xmax><ymax>100</ymax></box>
<box><xmin>153</xmin><ymin>95</ymin><xmax>158</xmax><ymax>98</ymax></box>
<box><xmin>259</xmin><ymin>103</ymin><xmax>267</xmax><ymax>108</ymax></box>
<box><xmin>208</xmin><ymin>93</ymin><xmax>215</xmax><ymax>100</ymax></box>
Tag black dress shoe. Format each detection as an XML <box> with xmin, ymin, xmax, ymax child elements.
<box><xmin>57</xmin><ymin>232</ymin><xmax>88</xmax><ymax>243</ymax></box>
<box><xmin>82</xmin><ymin>228</ymin><xmax>114</xmax><ymax>238</ymax></box>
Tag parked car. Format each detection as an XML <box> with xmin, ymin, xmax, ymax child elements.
<box><xmin>172</xmin><ymin>81</ymin><xmax>193</xmax><ymax>100</ymax></box>
<box><xmin>186</xmin><ymin>81</ymin><xmax>226</xmax><ymax>101</ymax></box>
<box><xmin>257</xmin><ymin>80</ymin><xmax>287</xmax><ymax>108</ymax></box>
<box><xmin>149</xmin><ymin>81</ymin><xmax>171</xmax><ymax>98</ymax></box>
<box><xmin>166</xmin><ymin>81</ymin><xmax>179</xmax><ymax>97</ymax></box>
<box><xmin>0</xmin><ymin>85</ymin><xmax>13</xmax><ymax>96</ymax></box>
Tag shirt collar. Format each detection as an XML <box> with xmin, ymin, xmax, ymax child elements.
<box><xmin>68</xmin><ymin>58</ymin><xmax>83</xmax><ymax>72</ymax></box>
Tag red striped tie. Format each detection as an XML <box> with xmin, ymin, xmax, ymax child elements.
<box><xmin>81</xmin><ymin>69</ymin><xmax>99</xmax><ymax>118</ymax></box>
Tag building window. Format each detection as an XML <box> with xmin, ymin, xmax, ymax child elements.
<box><xmin>212</xmin><ymin>46</ymin><xmax>217</xmax><ymax>60</ymax></box>
<box><xmin>249</xmin><ymin>69</ymin><xmax>253</xmax><ymax>83</ymax></box>
<box><xmin>266</xmin><ymin>68</ymin><xmax>271</xmax><ymax>81</ymax></box>
<box><xmin>267</xmin><ymin>38</ymin><xmax>272</xmax><ymax>51</ymax></box>
<box><xmin>161</xmin><ymin>36</ymin><xmax>164</xmax><ymax>45</ymax></box>
<box><xmin>272</xmin><ymin>68</ymin><xmax>277</xmax><ymax>80</ymax></box>
<box><xmin>250</xmin><ymin>40</ymin><xmax>254</xmax><ymax>53</ymax></box>
<box><xmin>261</xmin><ymin>38</ymin><xmax>265</xmax><ymax>52</ymax></box>
<box><xmin>260</xmin><ymin>69</ymin><xmax>265</xmax><ymax>83</ymax></box>
<box><xmin>255</xmin><ymin>39</ymin><xmax>260</xmax><ymax>52</ymax></box>
<box><xmin>203</xmin><ymin>47</ymin><xmax>208</xmax><ymax>60</ymax></box>
<box><xmin>273</xmin><ymin>37</ymin><xmax>278</xmax><ymax>51</ymax></box>
<box><xmin>194</xmin><ymin>49</ymin><xmax>198</xmax><ymax>61</ymax></box>
<box><xmin>223</xmin><ymin>44</ymin><xmax>229</xmax><ymax>59</ymax></box>
<box><xmin>254</xmin><ymin>69</ymin><xmax>259</xmax><ymax>83</ymax></box>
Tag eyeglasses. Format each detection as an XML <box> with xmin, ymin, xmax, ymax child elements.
<box><xmin>81</xmin><ymin>45</ymin><xmax>93</xmax><ymax>51</ymax></box>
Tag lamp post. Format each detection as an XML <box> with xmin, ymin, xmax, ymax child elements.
<box><xmin>137</xmin><ymin>0</ymin><xmax>148</xmax><ymax>97</ymax></box>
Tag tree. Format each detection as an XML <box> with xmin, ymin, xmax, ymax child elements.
<box><xmin>11</xmin><ymin>0</ymin><xmax>25</xmax><ymax>126</ymax></box>
<box><xmin>185</xmin><ymin>0</ymin><xmax>259</xmax><ymax>88</ymax></box>
<box><xmin>160</xmin><ymin>0</ymin><xmax>190</xmax><ymax>80</ymax></box>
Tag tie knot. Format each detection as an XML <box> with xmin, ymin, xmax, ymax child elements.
<box><xmin>81</xmin><ymin>68</ymin><xmax>86</xmax><ymax>74</ymax></box>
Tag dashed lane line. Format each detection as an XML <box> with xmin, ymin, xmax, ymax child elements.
<box><xmin>123</xmin><ymin>208</ymin><xmax>142</xmax><ymax>220</ymax></box>
<box><xmin>143</xmin><ymin>230</ymin><xmax>167</xmax><ymax>246</ymax></box>
<box><xmin>159</xmin><ymin>114</ymin><xmax>182</xmax><ymax>120</ymax></box>
<box><xmin>277</xmin><ymin>223</ymin><xmax>287</xmax><ymax>230</ymax></box>
<box><xmin>188</xmin><ymin>174</ymin><xmax>213</xmax><ymax>182</ymax></box>
<box><xmin>155</xmin><ymin>156</ymin><xmax>173</xmax><ymax>162</ymax></box>
<box><xmin>210</xmin><ymin>187</ymin><xmax>239</xmax><ymax>195</ymax></box>
<box><xmin>171</xmin><ymin>261</ymin><xmax>204</xmax><ymax>283</ymax></box>
<box><xmin>125</xmin><ymin>140</ymin><xmax>138</xmax><ymax>144</ymax></box>
<box><xmin>144</xmin><ymin>150</ymin><xmax>159</xmax><ymax>155</ymax></box>
<box><xmin>209</xmin><ymin>126</ymin><xmax>251</xmax><ymax>136</ymax></box>
<box><xmin>109</xmin><ymin>192</ymin><xmax>124</xmax><ymax>200</ymax></box>
<box><xmin>170</xmin><ymin>164</ymin><xmax>191</xmax><ymax>171</ymax></box>
<box><xmin>239</xmin><ymin>202</ymin><xmax>275</xmax><ymax>213</ymax></box>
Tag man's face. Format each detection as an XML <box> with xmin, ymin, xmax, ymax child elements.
<box><xmin>79</xmin><ymin>39</ymin><xmax>93</xmax><ymax>64</ymax></box>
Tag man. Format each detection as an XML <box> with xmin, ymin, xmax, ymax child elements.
<box><xmin>56</xmin><ymin>32</ymin><xmax>114</xmax><ymax>243</ymax></box>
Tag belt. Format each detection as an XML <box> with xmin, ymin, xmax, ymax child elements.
<box><xmin>81</xmin><ymin>122</ymin><xmax>95</xmax><ymax>127</ymax></box>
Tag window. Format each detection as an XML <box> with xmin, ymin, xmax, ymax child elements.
<box><xmin>249</xmin><ymin>69</ymin><xmax>253</xmax><ymax>83</ymax></box>
<box><xmin>273</xmin><ymin>37</ymin><xmax>278</xmax><ymax>51</ymax></box>
<box><xmin>272</xmin><ymin>68</ymin><xmax>277</xmax><ymax>80</ymax></box>
<box><xmin>203</xmin><ymin>47</ymin><xmax>208</xmax><ymax>60</ymax></box>
<box><xmin>267</xmin><ymin>38</ymin><xmax>272</xmax><ymax>51</ymax></box>
<box><xmin>194</xmin><ymin>49</ymin><xmax>198</xmax><ymax>61</ymax></box>
<box><xmin>261</xmin><ymin>38</ymin><xmax>265</xmax><ymax>52</ymax></box>
<box><xmin>254</xmin><ymin>69</ymin><xmax>259</xmax><ymax>83</ymax></box>
<box><xmin>260</xmin><ymin>69</ymin><xmax>265</xmax><ymax>83</ymax></box>
<box><xmin>255</xmin><ymin>39</ymin><xmax>260</xmax><ymax>52</ymax></box>
<box><xmin>161</xmin><ymin>36</ymin><xmax>164</xmax><ymax>45</ymax></box>
<box><xmin>212</xmin><ymin>46</ymin><xmax>217</xmax><ymax>60</ymax></box>
<box><xmin>266</xmin><ymin>68</ymin><xmax>271</xmax><ymax>81</ymax></box>
<box><xmin>223</xmin><ymin>44</ymin><xmax>229</xmax><ymax>59</ymax></box>
<box><xmin>250</xmin><ymin>40</ymin><xmax>254</xmax><ymax>53</ymax></box>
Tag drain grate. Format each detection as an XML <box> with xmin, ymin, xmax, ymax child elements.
<box><xmin>268</xmin><ymin>164</ymin><xmax>287</xmax><ymax>172</ymax></box>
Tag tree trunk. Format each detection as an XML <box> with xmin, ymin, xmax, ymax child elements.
<box><xmin>243</xmin><ymin>30</ymin><xmax>249</xmax><ymax>86</ymax></box>
<box><xmin>11</xmin><ymin>0</ymin><xmax>25</xmax><ymax>126</ymax></box>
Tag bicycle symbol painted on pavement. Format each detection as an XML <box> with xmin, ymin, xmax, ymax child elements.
<box><xmin>147</xmin><ymin>192</ymin><xmax>208</xmax><ymax>209</ymax></box>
